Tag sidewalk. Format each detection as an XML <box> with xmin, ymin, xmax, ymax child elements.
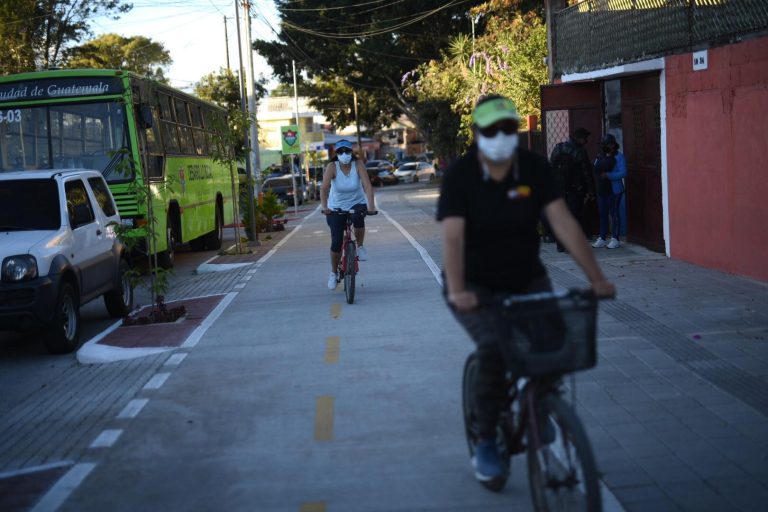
<box><xmin>540</xmin><ymin>240</ymin><xmax>768</xmax><ymax>511</ymax></box>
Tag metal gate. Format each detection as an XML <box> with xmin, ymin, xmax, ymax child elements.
<box><xmin>621</xmin><ymin>73</ymin><xmax>664</xmax><ymax>252</ymax></box>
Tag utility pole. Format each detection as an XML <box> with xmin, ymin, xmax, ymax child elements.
<box><xmin>244</xmin><ymin>0</ymin><xmax>262</xmax><ymax>189</ymax></box>
<box><xmin>353</xmin><ymin>90</ymin><xmax>363</xmax><ymax>161</ymax></box>
<box><xmin>289</xmin><ymin>59</ymin><xmax>300</xmax><ymax>215</ymax></box>
<box><xmin>234</xmin><ymin>0</ymin><xmax>257</xmax><ymax>243</ymax></box>
<box><xmin>223</xmin><ymin>16</ymin><xmax>230</xmax><ymax>70</ymax></box>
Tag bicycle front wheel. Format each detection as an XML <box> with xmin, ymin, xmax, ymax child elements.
<box><xmin>344</xmin><ymin>241</ymin><xmax>356</xmax><ymax>304</ymax></box>
<box><xmin>526</xmin><ymin>393</ymin><xmax>601</xmax><ymax>512</ymax></box>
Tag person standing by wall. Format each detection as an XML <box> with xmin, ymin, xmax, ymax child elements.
<box><xmin>548</xmin><ymin>127</ymin><xmax>595</xmax><ymax>252</ymax></box>
<box><xmin>592</xmin><ymin>134</ymin><xmax>626</xmax><ymax>249</ymax></box>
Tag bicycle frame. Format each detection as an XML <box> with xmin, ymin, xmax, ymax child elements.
<box><xmin>335</xmin><ymin>211</ymin><xmax>358</xmax><ymax>278</ymax></box>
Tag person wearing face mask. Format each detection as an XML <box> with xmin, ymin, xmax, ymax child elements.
<box><xmin>591</xmin><ymin>134</ymin><xmax>626</xmax><ymax>249</ymax></box>
<box><xmin>320</xmin><ymin>139</ymin><xmax>377</xmax><ymax>290</ymax></box>
<box><xmin>437</xmin><ymin>95</ymin><xmax>615</xmax><ymax>485</ymax></box>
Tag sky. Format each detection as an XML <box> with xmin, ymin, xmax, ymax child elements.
<box><xmin>92</xmin><ymin>0</ymin><xmax>281</xmax><ymax>92</ymax></box>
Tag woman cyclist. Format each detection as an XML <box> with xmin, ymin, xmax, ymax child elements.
<box><xmin>437</xmin><ymin>95</ymin><xmax>616</xmax><ymax>484</ymax></box>
<box><xmin>320</xmin><ymin>139</ymin><xmax>377</xmax><ymax>290</ymax></box>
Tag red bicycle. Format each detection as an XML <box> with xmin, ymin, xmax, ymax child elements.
<box><xmin>326</xmin><ymin>208</ymin><xmax>376</xmax><ymax>304</ymax></box>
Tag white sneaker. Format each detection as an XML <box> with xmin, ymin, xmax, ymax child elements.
<box><xmin>327</xmin><ymin>272</ymin><xmax>337</xmax><ymax>290</ymax></box>
<box><xmin>357</xmin><ymin>245</ymin><xmax>368</xmax><ymax>261</ymax></box>
<box><xmin>592</xmin><ymin>237</ymin><xmax>607</xmax><ymax>248</ymax></box>
<box><xmin>607</xmin><ymin>238</ymin><xmax>621</xmax><ymax>249</ymax></box>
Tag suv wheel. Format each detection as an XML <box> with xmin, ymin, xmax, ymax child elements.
<box><xmin>104</xmin><ymin>259</ymin><xmax>134</xmax><ymax>318</ymax></box>
<box><xmin>44</xmin><ymin>282</ymin><xmax>81</xmax><ymax>354</ymax></box>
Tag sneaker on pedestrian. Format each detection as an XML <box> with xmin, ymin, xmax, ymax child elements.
<box><xmin>472</xmin><ymin>440</ymin><xmax>504</xmax><ymax>481</ymax></box>
<box><xmin>607</xmin><ymin>237</ymin><xmax>621</xmax><ymax>249</ymax></box>
<box><xmin>357</xmin><ymin>245</ymin><xmax>368</xmax><ymax>261</ymax></box>
<box><xmin>591</xmin><ymin>237</ymin><xmax>607</xmax><ymax>248</ymax></box>
<box><xmin>327</xmin><ymin>272</ymin><xmax>337</xmax><ymax>290</ymax></box>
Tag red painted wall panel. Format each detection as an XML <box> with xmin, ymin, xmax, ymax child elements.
<box><xmin>666</xmin><ymin>36</ymin><xmax>768</xmax><ymax>281</ymax></box>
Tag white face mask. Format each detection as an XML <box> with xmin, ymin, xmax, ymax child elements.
<box><xmin>477</xmin><ymin>132</ymin><xmax>518</xmax><ymax>162</ymax></box>
<box><xmin>337</xmin><ymin>153</ymin><xmax>352</xmax><ymax>165</ymax></box>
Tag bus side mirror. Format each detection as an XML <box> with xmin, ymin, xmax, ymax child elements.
<box><xmin>139</xmin><ymin>105</ymin><xmax>154</xmax><ymax>129</ymax></box>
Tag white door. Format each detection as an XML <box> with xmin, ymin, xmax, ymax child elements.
<box><xmin>64</xmin><ymin>178</ymin><xmax>111</xmax><ymax>299</ymax></box>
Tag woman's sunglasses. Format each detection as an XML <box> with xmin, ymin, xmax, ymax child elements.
<box><xmin>336</xmin><ymin>148</ymin><xmax>352</xmax><ymax>154</ymax></box>
<box><xmin>478</xmin><ymin>120</ymin><xmax>519</xmax><ymax>138</ymax></box>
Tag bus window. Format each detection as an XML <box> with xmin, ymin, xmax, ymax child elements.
<box><xmin>189</xmin><ymin>104</ymin><xmax>207</xmax><ymax>156</ymax></box>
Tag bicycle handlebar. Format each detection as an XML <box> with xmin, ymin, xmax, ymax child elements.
<box><xmin>478</xmin><ymin>288</ymin><xmax>613</xmax><ymax>308</ymax></box>
<box><xmin>323</xmin><ymin>208</ymin><xmax>378</xmax><ymax>216</ymax></box>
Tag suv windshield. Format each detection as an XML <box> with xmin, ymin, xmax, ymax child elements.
<box><xmin>0</xmin><ymin>102</ymin><xmax>131</xmax><ymax>183</ymax></box>
<box><xmin>0</xmin><ymin>179</ymin><xmax>60</xmax><ymax>230</ymax></box>
<box><xmin>264</xmin><ymin>177</ymin><xmax>292</xmax><ymax>188</ymax></box>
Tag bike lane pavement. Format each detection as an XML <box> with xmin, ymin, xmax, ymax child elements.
<box><xmin>58</xmin><ymin>206</ymin><xmax>536</xmax><ymax>511</ymax></box>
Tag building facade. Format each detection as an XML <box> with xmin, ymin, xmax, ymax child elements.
<box><xmin>544</xmin><ymin>0</ymin><xmax>768</xmax><ymax>281</ymax></box>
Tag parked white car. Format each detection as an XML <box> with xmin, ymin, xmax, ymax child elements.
<box><xmin>0</xmin><ymin>169</ymin><xmax>133</xmax><ymax>353</ymax></box>
<box><xmin>394</xmin><ymin>162</ymin><xmax>437</xmax><ymax>183</ymax></box>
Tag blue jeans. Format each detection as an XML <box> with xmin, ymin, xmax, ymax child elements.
<box><xmin>597</xmin><ymin>192</ymin><xmax>623</xmax><ymax>239</ymax></box>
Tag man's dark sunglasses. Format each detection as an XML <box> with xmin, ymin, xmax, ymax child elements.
<box><xmin>478</xmin><ymin>120</ymin><xmax>519</xmax><ymax>138</ymax></box>
<box><xmin>336</xmin><ymin>148</ymin><xmax>352</xmax><ymax>154</ymax></box>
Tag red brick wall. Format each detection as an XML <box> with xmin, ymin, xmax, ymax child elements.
<box><xmin>666</xmin><ymin>36</ymin><xmax>768</xmax><ymax>281</ymax></box>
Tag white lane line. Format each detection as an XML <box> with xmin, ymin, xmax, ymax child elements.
<box><xmin>0</xmin><ymin>461</ymin><xmax>73</xmax><ymax>479</ymax></box>
<box><xmin>164</xmin><ymin>353</ymin><xmax>188</xmax><ymax>366</ymax></box>
<box><xmin>117</xmin><ymin>398</ymin><xmax>149</xmax><ymax>419</ymax></box>
<box><xmin>182</xmin><ymin>292</ymin><xmax>238</xmax><ymax>348</ymax></box>
<box><xmin>379</xmin><ymin>207</ymin><xmax>442</xmax><ymax>286</ymax></box>
<box><xmin>143</xmin><ymin>372</ymin><xmax>171</xmax><ymax>390</ymax></box>
<box><xmin>89</xmin><ymin>429</ymin><xmax>123</xmax><ymax>449</ymax></box>
<box><xmin>234</xmin><ymin>283</ymin><xmax>246</xmax><ymax>289</ymax></box>
<box><xmin>246</xmin><ymin>268</ymin><xmax>258</xmax><ymax>274</ymax></box>
<box><xmin>242</xmin><ymin>275</ymin><xmax>253</xmax><ymax>281</ymax></box>
<box><xmin>30</xmin><ymin>462</ymin><xmax>96</xmax><ymax>512</ymax></box>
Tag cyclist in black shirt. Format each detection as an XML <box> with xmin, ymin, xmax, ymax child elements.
<box><xmin>437</xmin><ymin>95</ymin><xmax>615</xmax><ymax>484</ymax></box>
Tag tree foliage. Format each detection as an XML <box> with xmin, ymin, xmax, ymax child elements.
<box><xmin>67</xmin><ymin>33</ymin><xmax>172</xmax><ymax>81</ymax></box>
<box><xmin>253</xmin><ymin>0</ymin><xmax>488</xmax><ymax>135</ymax></box>
<box><xmin>0</xmin><ymin>0</ymin><xmax>132</xmax><ymax>73</ymax></box>
<box><xmin>404</xmin><ymin>1</ymin><xmax>547</xmax><ymax>156</ymax></box>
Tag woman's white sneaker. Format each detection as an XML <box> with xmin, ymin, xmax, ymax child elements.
<box><xmin>327</xmin><ymin>272</ymin><xmax>338</xmax><ymax>290</ymax></box>
<box><xmin>592</xmin><ymin>237</ymin><xmax>608</xmax><ymax>248</ymax></box>
<box><xmin>357</xmin><ymin>245</ymin><xmax>368</xmax><ymax>261</ymax></box>
<box><xmin>607</xmin><ymin>238</ymin><xmax>621</xmax><ymax>249</ymax></box>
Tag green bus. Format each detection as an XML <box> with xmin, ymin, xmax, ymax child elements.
<box><xmin>0</xmin><ymin>68</ymin><xmax>237</xmax><ymax>268</ymax></box>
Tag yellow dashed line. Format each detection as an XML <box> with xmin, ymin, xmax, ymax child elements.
<box><xmin>299</xmin><ymin>503</ymin><xmax>326</xmax><ymax>512</ymax></box>
<box><xmin>325</xmin><ymin>336</ymin><xmax>340</xmax><ymax>364</ymax></box>
<box><xmin>314</xmin><ymin>396</ymin><xmax>334</xmax><ymax>441</ymax></box>
<box><xmin>330</xmin><ymin>303</ymin><xmax>341</xmax><ymax>318</ymax></box>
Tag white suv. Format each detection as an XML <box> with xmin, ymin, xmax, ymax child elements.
<box><xmin>0</xmin><ymin>169</ymin><xmax>133</xmax><ymax>354</ymax></box>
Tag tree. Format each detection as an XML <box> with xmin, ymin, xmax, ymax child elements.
<box><xmin>194</xmin><ymin>68</ymin><xmax>243</xmax><ymax>112</ymax></box>
<box><xmin>269</xmin><ymin>81</ymin><xmax>313</xmax><ymax>97</ymax></box>
<box><xmin>67</xmin><ymin>34</ymin><xmax>172</xmax><ymax>81</ymax></box>
<box><xmin>403</xmin><ymin>1</ymin><xmax>547</xmax><ymax>155</ymax></box>
<box><xmin>253</xmin><ymin>0</ymin><xmax>488</xmax><ymax>137</ymax></box>
<box><xmin>0</xmin><ymin>0</ymin><xmax>132</xmax><ymax>72</ymax></box>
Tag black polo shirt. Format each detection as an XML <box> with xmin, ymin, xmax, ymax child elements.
<box><xmin>437</xmin><ymin>147</ymin><xmax>561</xmax><ymax>293</ymax></box>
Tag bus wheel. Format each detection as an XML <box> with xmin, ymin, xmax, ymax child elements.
<box><xmin>204</xmin><ymin>205</ymin><xmax>223</xmax><ymax>250</ymax></box>
<box><xmin>157</xmin><ymin>217</ymin><xmax>176</xmax><ymax>269</ymax></box>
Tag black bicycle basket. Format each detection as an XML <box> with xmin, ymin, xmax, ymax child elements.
<box><xmin>499</xmin><ymin>290</ymin><xmax>598</xmax><ymax>376</ymax></box>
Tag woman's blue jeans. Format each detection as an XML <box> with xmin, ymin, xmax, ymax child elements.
<box><xmin>597</xmin><ymin>192</ymin><xmax>623</xmax><ymax>239</ymax></box>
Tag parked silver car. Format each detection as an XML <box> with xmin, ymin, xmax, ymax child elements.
<box><xmin>394</xmin><ymin>162</ymin><xmax>437</xmax><ymax>183</ymax></box>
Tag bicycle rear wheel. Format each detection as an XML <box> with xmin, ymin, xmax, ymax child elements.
<box><xmin>462</xmin><ymin>353</ymin><xmax>511</xmax><ymax>492</ymax></box>
<box><xmin>526</xmin><ymin>393</ymin><xmax>601</xmax><ymax>512</ymax></box>
<box><xmin>344</xmin><ymin>241</ymin><xmax>356</xmax><ymax>304</ymax></box>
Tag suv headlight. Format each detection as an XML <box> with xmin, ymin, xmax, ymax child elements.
<box><xmin>2</xmin><ymin>255</ymin><xmax>38</xmax><ymax>282</ymax></box>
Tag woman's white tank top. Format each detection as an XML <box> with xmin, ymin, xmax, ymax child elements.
<box><xmin>328</xmin><ymin>161</ymin><xmax>367</xmax><ymax>210</ymax></box>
